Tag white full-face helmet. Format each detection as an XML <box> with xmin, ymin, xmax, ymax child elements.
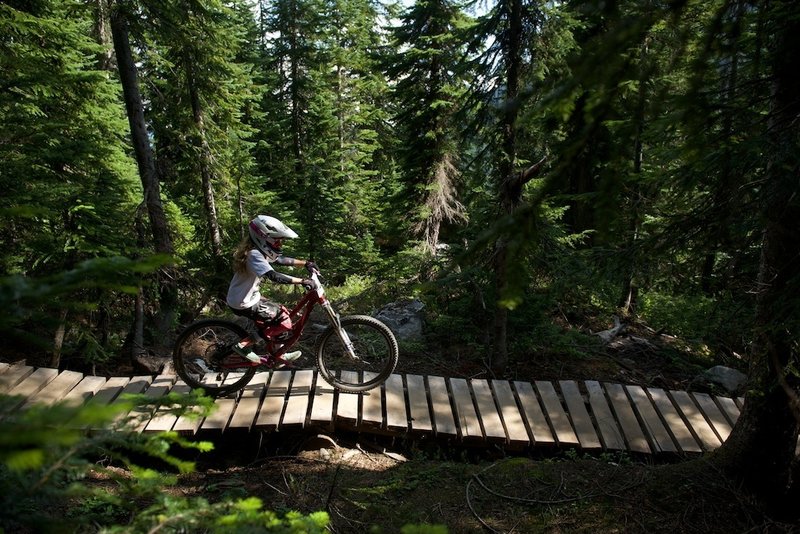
<box><xmin>248</xmin><ymin>215</ymin><xmax>298</xmax><ymax>258</ymax></box>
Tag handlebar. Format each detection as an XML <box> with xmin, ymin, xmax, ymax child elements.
<box><xmin>305</xmin><ymin>269</ymin><xmax>324</xmax><ymax>296</ymax></box>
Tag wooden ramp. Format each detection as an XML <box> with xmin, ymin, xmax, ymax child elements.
<box><xmin>0</xmin><ymin>362</ymin><xmax>746</xmax><ymax>455</ymax></box>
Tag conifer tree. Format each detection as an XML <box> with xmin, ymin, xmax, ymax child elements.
<box><xmin>0</xmin><ymin>0</ymin><xmax>140</xmax><ymax>363</ymax></box>
<box><xmin>257</xmin><ymin>0</ymin><xmax>326</xmax><ymax>250</ymax></box>
<box><xmin>139</xmin><ymin>0</ymin><xmax>260</xmax><ymax>274</ymax></box>
<box><xmin>256</xmin><ymin>0</ymin><xmax>391</xmax><ymax>273</ymax></box>
<box><xmin>463</xmin><ymin>0</ymin><xmax>570</xmax><ymax>371</ymax></box>
<box><xmin>388</xmin><ymin>0</ymin><xmax>468</xmax><ymax>253</ymax></box>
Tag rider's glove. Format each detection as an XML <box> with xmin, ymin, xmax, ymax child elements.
<box><xmin>301</xmin><ymin>278</ymin><xmax>316</xmax><ymax>291</ymax></box>
<box><xmin>305</xmin><ymin>261</ymin><xmax>318</xmax><ymax>274</ymax></box>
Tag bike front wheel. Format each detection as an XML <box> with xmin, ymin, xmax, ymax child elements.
<box><xmin>173</xmin><ymin>319</ymin><xmax>257</xmax><ymax>396</ymax></box>
<box><xmin>315</xmin><ymin>315</ymin><xmax>399</xmax><ymax>393</ymax></box>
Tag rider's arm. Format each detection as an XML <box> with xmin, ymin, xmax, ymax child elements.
<box><xmin>264</xmin><ymin>269</ymin><xmax>305</xmax><ymax>285</ymax></box>
<box><xmin>266</xmin><ymin>256</ymin><xmax>312</xmax><ymax>285</ymax></box>
<box><xmin>275</xmin><ymin>256</ymin><xmax>310</xmax><ymax>268</ymax></box>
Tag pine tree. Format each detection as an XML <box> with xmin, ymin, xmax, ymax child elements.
<box><xmin>256</xmin><ymin>0</ymin><xmax>392</xmax><ymax>274</ymax></box>
<box><xmin>388</xmin><ymin>0</ymin><xmax>468</xmax><ymax>254</ymax></box>
<box><xmin>0</xmin><ymin>0</ymin><xmax>140</xmax><ymax>364</ymax></box>
<box><xmin>463</xmin><ymin>0</ymin><xmax>573</xmax><ymax>371</ymax></box>
<box><xmin>140</xmin><ymin>0</ymin><xmax>260</xmax><ymax>275</ymax></box>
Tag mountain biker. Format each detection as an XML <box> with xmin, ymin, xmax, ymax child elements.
<box><xmin>226</xmin><ymin>215</ymin><xmax>317</xmax><ymax>364</ymax></box>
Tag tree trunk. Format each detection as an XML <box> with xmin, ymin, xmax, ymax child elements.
<box><xmin>110</xmin><ymin>4</ymin><xmax>177</xmax><ymax>339</ymax></box>
<box><xmin>491</xmin><ymin>0</ymin><xmax>524</xmax><ymax>373</ymax></box>
<box><xmin>93</xmin><ymin>0</ymin><xmax>114</xmax><ymax>71</ymax></box>
<box><xmin>712</xmin><ymin>0</ymin><xmax>800</xmax><ymax>508</ymax></box>
<box><xmin>110</xmin><ymin>7</ymin><xmax>173</xmax><ymax>256</ymax></box>
<box><xmin>564</xmin><ymin>93</ymin><xmax>596</xmax><ymax>236</ymax></box>
<box><xmin>49</xmin><ymin>309</ymin><xmax>68</xmax><ymax>368</ymax></box>
<box><xmin>186</xmin><ymin>56</ymin><xmax>223</xmax><ymax>259</ymax></box>
<box><xmin>619</xmin><ymin>42</ymin><xmax>648</xmax><ymax>315</ymax></box>
<box><xmin>701</xmin><ymin>11</ymin><xmax>741</xmax><ymax>295</ymax></box>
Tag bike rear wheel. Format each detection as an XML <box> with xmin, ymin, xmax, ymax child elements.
<box><xmin>173</xmin><ymin>319</ymin><xmax>257</xmax><ymax>396</ymax></box>
<box><xmin>315</xmin><ymin>315</ymin><xmax>398</xmax><ymax>392</ymax></box>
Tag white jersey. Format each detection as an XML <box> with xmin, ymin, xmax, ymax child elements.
<box><xmin>226</xmin><ymin>249</ymin><xmax>277</xmax><ymax>310</ymax></box>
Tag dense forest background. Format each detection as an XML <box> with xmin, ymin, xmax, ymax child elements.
<box><xmin>3</xmin><ymin>0</ymin><xmax>791</xmax><ymax>371</ymax></box>
<box><xmin>1</xmin><ymin>0</ymin><xmax>799</xmax><ymax>530</ymax></box>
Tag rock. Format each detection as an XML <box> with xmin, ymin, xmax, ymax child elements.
<box><xmin>132</xmin><ymin>353</ymin><xmax>170</xmax><ymax>375</ymax></box>
<box><xmin>373</xmin><ymin>299</ymin><xmax>425</xmax><ymax>341</ymax></box>
<box><xmin>702</xmin><ymin>365</ymin><xmax>748</xmax><ymax>394</ymax></box>
<box><xmin>595</xmin><ymin>315</ymin><xmax>625</xmax><ymax>342</ymax></box>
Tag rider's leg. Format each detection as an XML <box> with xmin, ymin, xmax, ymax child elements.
<box><xmin>229</xmin><ymin>298</ymin><xmax>290</xmax><ymax>363</ymax></box>
<box><xmin>231</xmin><ymin>337</ymin><xmax>260</xmax><ymax>363</ymax></box>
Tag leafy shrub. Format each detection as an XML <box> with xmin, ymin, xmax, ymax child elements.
<box><xmin>0</xmin><ymin>393</ymin><xmax>330</xmax><ymax>533</ymax></box>
<box><xmin>639</xmin><ymin>290</ymin><xmax>751</xmax><ymax>348</ymax></box>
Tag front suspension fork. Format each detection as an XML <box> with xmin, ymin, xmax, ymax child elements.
<box><xmin>320</xmin><ymin>301</ymin><xmax>359</xmax><ymax>361</ymax></box>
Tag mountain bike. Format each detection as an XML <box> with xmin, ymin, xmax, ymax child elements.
<box><xmin>172</xmin><ymin>268</ymin><xmax>399</xmax><ymax>396</ymax></box>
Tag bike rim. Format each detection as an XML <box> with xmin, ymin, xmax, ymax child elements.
<box><xmin>175</xmin><ymin>321</ymin><xmax>255</xmax><ymax>393</ymax></box>
<box><xmin>317</xmin><ymin>318</ymin><xmax>397</xmax><ymax>391</ymax></box>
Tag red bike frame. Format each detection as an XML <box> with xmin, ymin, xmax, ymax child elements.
<box><xmin>224</xmin><ymin>273</ymin><xmax>330</xmax><ymax>369</ymax></box>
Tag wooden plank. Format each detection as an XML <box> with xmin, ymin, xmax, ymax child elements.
<box><xmin>514</xmin><ymin>381</ymin><xmax>555</xmax><ymax>446</ymax></box>
<box><xmin>172</xmin><ymin>378</ymin><xmax>212</xmax><ymax>435</ymax></box>
<box><xmin>309</xmin><ymin>372</ymin><xmax>336</xmax><ymax>428</ymax></box>
<box><xmin>133</xmin><ymin>375</ymin><xmax>175</xmax><ymax>432</ymax></box>
<box><xmin>604</xmin><ymin>383</ymin><xmax>651</xmax><ymax>454</ymax></box>
<box><xmin>228</xmin><ymin>372</ymin><xmax>270</xmax><ymax>430</ymax></box>
<box><xmin>90</xmin><ymin>377</ymin><xmax>131</xmax><ymax>406</ymax></box>
<box><xmin>647</xmin><ymin>387</ymin><xmax>701</xmax><ymax>454</ymax></box>
<box><xmin>491</xmin><ymin>380</ymin><xmax>529</xmax><ymax>447</ymax></box>
<box><xmin>428</xmin><ymin>376</ymin><xmax>457</xmax><ymax>437</ymax></box>
<box><xmin>202</xmin><ymin>374</ymin><xmax>246</xmax><ymax>432</ymax></box>
<box><xmin>407</xmin><ymin>374</ymin><xmax>432</xmax><ymax>433</ymax></box>
<box><xmin>360</xmin><ymin>372</ymin><xmax>383</xmax><ymax>428</ymax></box>
<box><xmin>626</xmin><ymin>385</ymin><xmax>677</xmax><ymax>453</ymax></box>
<box><xmin>535</xmin><ymin>381</ymin><xmax>579</xmax><ymax>446</ymax></box>
<box><xmin>384</xmin><ymin>374</ymin><xmax>408</xmax><ymax>432</ymax></box>
<box><xmin>7</xmin><ymin>367</ymin><xmax>59</xmax><ymax>397</ymax></box>
<box><xmin>109</xmin><ymin>375</ymin><xmax>152</xmax><ymax>421</ymax></box>
<box><xmin>24</xmin><ymin>370</ymin><xmax>85</xmax><ymax>408</ymax></box>
<box><xmin>256</xmin><ymin>370</ymin><xmax>292</xmax><ymax>429</ymax></box>
<box><xmin>0</xmin><ymin>362</ymin><xmax>9</xmax><ymax>374</ymax></box>
<box><xmin>0</xmin><ymin>364</ymin><xmax>34</xmax><ymax>394</ymax></box>
<box><xmin>692</xmin><ymin>392</ymin><xmax>733</xmax><ymax>442</ymax></box>
<box><xmin>471</xmin><ymin>379</ymin><xmax>506</xmax><ymax>442</ymax></box>
<box><xmin>715</xmin><ymin>396</ymin><xmax>741</xmax><ymax>427</ymax></box>
<box><xmin>145</xmin><ymin>381</ymin><xmax>193</xmax><ymax>433</ymax></box>
<box><xmin>336</xmin><ymin>371</ymin><xmax>360</xmax><ymax>426</ymax></box>
<box><xmin>282</xmin><ymin>369</ymin><xmax>314</xmax><ymax>428</ymax></box>
<box><xmin>670</xmin><ymin>390</ymin><xmax>722</xmax><ymax>450</ymax></box>
<box><xmin>585</xmin><ymin>381</ymin><xmax>625</xmax><ymax>450</ymax></box>
<box><xmin>449</xmin><ymin>378</ymin><xmax>482</xmax><ymax>440</ymax></box>
<box><xmin>4</xmin><ymin>368</ymin><xmax>60</xmax><ymax>413</ymax></box>
<box><xmin>194</xmin><ymin>372</ymin><xmax>225</xmax><ymax>392</ymax></box>
<box><xmin>61</xmin><ymin>375</ymin><xmax>108</xmax><ymax>407</ymax></box>
<box><xmin>559</xmin><ymin>381</ymin><xmax>601</xmax><ymax>450</ymax></box>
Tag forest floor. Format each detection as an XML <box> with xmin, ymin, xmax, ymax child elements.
<box><xmin>160</xmin><ymin>317</ymin><xmax>800</xmax><ymax>534</ymax></box>
<box><xmin>6</xmin><ymin>314</ymin><xmax>798</xmax><ymax>532</ymax></box>
<box><xmin>135</xmin><ymin>318</ymin><xmax>794</xmax><ymax>531</ymax></box>
<box><xmin>164</xmin><ymin>315</ymin><xmax>800</xmax><ymax>533</ymax></box>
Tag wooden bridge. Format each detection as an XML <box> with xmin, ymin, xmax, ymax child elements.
<box><xmin>0</xmin><ymin>361</ymin><xmax>744</xmax><ymax>455</ymax></box>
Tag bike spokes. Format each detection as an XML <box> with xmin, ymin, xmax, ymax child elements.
<box><xmin>316</xmin><ymin>315</ymin><xmax>398</xmax><ymax>392</ymax></box>
<box><xmin>173</xmin><ymin>319</ymin><xmax>258</xmax><ymax>396</ymax></box>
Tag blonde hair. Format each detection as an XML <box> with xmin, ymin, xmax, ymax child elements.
<box><xmin>233</xmin><ymin>236</ymin><xmax>256</xmax><ymax>274</ymax></box>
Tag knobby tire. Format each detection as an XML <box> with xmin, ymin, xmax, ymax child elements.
<box><xmin>173</xmin><ymin>319</ymin><xmax>256</xmax><ymax>396</ymax></box>
<box><xmin>315</xmin><ymin>315</ymin><xmax>399</xmax><ymax>392</ymax></box>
